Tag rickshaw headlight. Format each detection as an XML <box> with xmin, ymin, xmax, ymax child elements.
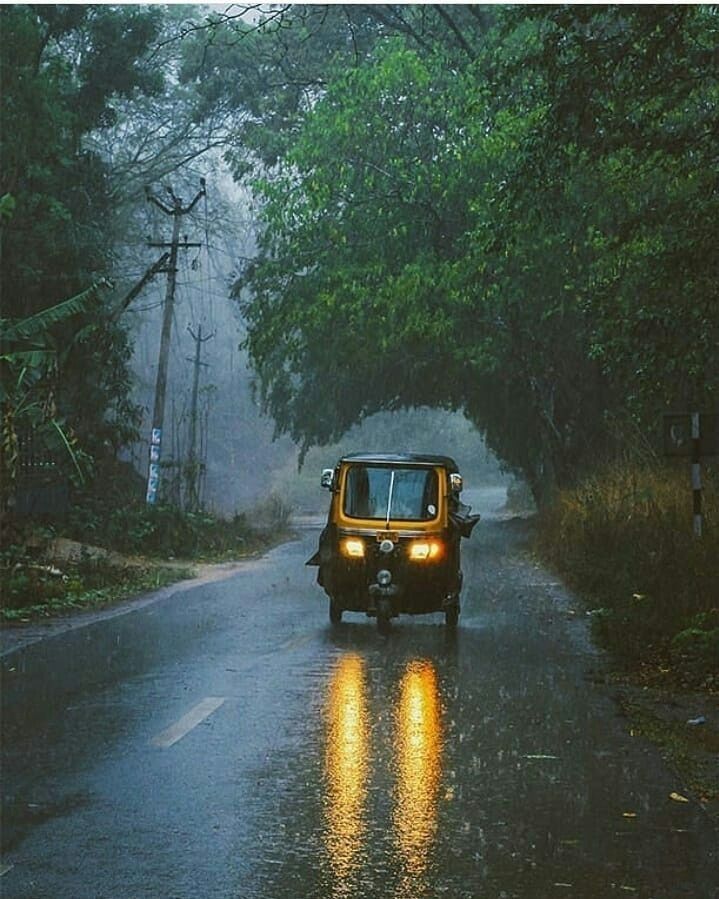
<box><xmin>377</xmin><ymin>569</ymin><xmax>392</xmax><ymax>585</ymax></box>
<box><xmin>409</xmin><ymin>540</ymin><xmax>443</xmax><ymax>561</ymax></box>
<box><xmin>341</xmin><ymin>537</ymin><xmax>365</xmax><ymax>558</ymax></box>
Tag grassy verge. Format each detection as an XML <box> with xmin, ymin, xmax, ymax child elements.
<box><xmin>536</xmin><ymin>461</ymin><xmax>718</xmax><ymax>687</ymax></box>
<box><xmin>1</xmin><ymin>561</ymin><xmax>193</xmax><ymax>623</ymax></box>
<box><xmin>1</xmin><ymin>479</ymin><xmax>293</xmax><ymax>622</ymax></box>
<box><xmin>536</xmin><ymin>461</ymin><xmax>718</xmax><ymax>811</ymax></box>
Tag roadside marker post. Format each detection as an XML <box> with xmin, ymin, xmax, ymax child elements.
<box><xmin>663</xmin><ymin>411</ymin><xmax>718</xmax><ymax>537</ymax></box>
<box><xmin>691</xmin><ymin>413</ymin><xmax>702</xmax><ymax>537</ymax></box>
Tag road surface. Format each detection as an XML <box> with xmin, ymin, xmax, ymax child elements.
<box><xmin>1</xmin><ymin>489</ymin><xmax>717</xmax><ymax>898</ymax></box>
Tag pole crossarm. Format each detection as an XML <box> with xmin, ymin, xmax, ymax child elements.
<box><xmin>187</xmin><ymin>324</ymin><xmax>215</xmax><ymax>343</ymax></box>
<box><xmin>148</xmin><ymin>241</ymin><xmax>203</xmax><ymax>249</ymax></box>
<box><xmin>145</xmin><ymin>179</ymin><xmax>206</xmax><ymax>218</ymax></box>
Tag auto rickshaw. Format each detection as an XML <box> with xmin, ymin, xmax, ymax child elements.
<box><xmin>306</xmin><ymin>453</ymin><xmax>480</xmax><ymax>630</ymax></box>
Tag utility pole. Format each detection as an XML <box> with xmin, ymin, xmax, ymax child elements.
<box><xmin>145</xmin><ymin>179</ymin><xmax>206</xmax><ymax>505</ymax></box>
<box><xmin>185</xmin><ymin>323</ymin><xmax>214</xmax><ymax>512</ymax></box>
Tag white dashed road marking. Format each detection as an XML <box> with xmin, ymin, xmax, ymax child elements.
<box><xmin>151</xmin><ymin>697</ymin><xmax>226</xmax><ymax>749</ymax></box>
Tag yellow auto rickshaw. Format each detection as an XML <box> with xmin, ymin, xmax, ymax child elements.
<box><xmin>306</xmin><ymin>453</ymin><xmax>480</xmax><ymax>630</ymax></box>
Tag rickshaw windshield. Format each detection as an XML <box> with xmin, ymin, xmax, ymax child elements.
<box><xmin>343</xmin><ymin>465</ymin><xmax>439</xmax><ymax>522</ymax></box>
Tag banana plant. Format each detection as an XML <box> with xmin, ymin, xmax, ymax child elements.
<box><xmin>1</xmin><ymin>279</ymin><xmax>110</xmax><ymax>488</ymax></box>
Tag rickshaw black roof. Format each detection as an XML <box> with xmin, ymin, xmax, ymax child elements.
<box><xmin>340</xmin><ymin>452</ymin><xmax>459</xmax><ymax>471</ymax></box>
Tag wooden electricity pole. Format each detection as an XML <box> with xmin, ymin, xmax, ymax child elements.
<box><xmin>186</xmin><ymin>324</ymin><xmax>214</xmax><ymax>512</ymax></box>
<box><xmin>145</xmin><ymin>179</ymin><xmax>206</xmax><ymax>505</ymax></box>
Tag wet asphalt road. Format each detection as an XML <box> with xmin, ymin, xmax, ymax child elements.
<box><xmin>1</xmin><ymin>492</ymin><xmax>717</xmax><ymax>899</ymax></box>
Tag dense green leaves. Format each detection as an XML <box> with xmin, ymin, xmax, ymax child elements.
<box><xmin>2</xmin><ymin>3</ymin><xmax>717</xmax><ymax>509</ymax></box>
<box><xmin>225</xmin><ymin>5</ymin><xmax>718</xmax><ymax>499</ymax></box>
<box><xmin>0</xmin><ymin>5</ymin><xmax>164</xmax><ymax>494</ymax></box>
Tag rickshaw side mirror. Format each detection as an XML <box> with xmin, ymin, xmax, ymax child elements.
<box><xmin>321</xmin><ymin>468</ymin><xmax>335</xmax><ymax>490</ymax></box>
<box><xmin>450</xmin><ymin>473</ymin><xmax>463</xmax><ymax>494</ymax></box>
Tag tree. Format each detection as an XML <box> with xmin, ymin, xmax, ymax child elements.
<box><xmin>1</xmin><ymin>280</ymin><xmax>109</xmax><ymax>509</ymax></box>
<box><xmin>488</xmin><ymin>5</ymin><xmax>719</xmax><ymax>423</ymax></box>
<box><xmin>0</xmin><ymin>5</ymin><xmax>165</xmax><ymax>471</ymax></box>
<box><xmin>231</xmin><ymin>37</ymin><xmax>609</xmax><ymax>497</ymax></box>
<box><xmin>217</xmin><ymin>5</ymin><xmax>718</xmax><ymax>500</ymax></box>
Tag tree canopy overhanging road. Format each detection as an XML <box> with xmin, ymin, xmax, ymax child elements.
<box><xmin>2</xmin><ymin>5</ymin><xmax>718</xmax><ymax>503</ymax></box>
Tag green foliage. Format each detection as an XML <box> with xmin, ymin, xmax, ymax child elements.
<box><xmin>235</xmin><ymin>37</ymin><xmax>602</xmax><ymax>497</ymax></box>
<box><xmin>0</xmin><ymin>548</ymin><xmax>191</xmax><ymax>621</ymax></box>
<box><xmin>0</xmin><ymin>193</ymin><xmax>15</xmax><ymax>220</ymax></box>
<box><xmin>180</xmin><ymin>6</ymin><xmax>487</xmax><ymax>177</ymax></box>
<box><xmin>0</xmin><ymin>283</ymin><xmax>112</xmax><ymax>494</ymax></box>
<box><xmin>97</xmin><ymin>504</ymin><xmax>241</xmax><ymax>557</ymax></box>
<box><xmin>1</xmin><ymin>280</ymin><xmax>109</xmax><ymax>346</ymax></box>
<box><xmin>1</xmin><ymin>485</ymin><xmax>290</xmax><ymax>619</ymax></box>
<box><xmin>0</xmin><ymin>5</ymin><xmax>163</xmax><ymax>498</ymax></box>
<box><xmin>194</xmin><ymin>5</ymin><xmax>719</xmax><ymax>503</ymax></box>
<box><xmin>493</xmin><ymin>5</ymin><xmax>719</xmax><ymax>421</ymax></box>
<box><xmin>65</xmin><ymin>459</ymin><xmax>291</xmax><ymax>559</ymax></box>
<box><xmin>671</xmin><ymin>618</ymin><xmax>719</xmax><ymax>680</ymax></box>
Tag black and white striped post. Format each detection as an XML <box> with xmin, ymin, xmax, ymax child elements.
<box><xmin>663</xmin><ymin>411</ymin><xmax>717</xmax><ymax>537</ymax></box>
<box><xmin>691</xmin><ymin>412</ymin><xmax>702</xmax><ymax>538</ymax></box>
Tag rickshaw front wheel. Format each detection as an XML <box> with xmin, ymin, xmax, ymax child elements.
<box><xmin>329</xmin><ymin>598</ymin><xmax>343</xmax><ymax>624</ymax></box>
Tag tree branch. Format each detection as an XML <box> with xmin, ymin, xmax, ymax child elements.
<box><xmin>432</xmin><ymin>5</ymin><xmax>476</xmax><ymax>60</ymax></box>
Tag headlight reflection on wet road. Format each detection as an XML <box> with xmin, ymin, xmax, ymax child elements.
<box><xmin>394</xmin><ymin>659</ymin><xmax>442</xmax><ymax>894</ymax></box>
<box><xmin>323</xmin><ymin>653</ymin><xmax>370</xmax><ymax>894</ymax></box>
<box><xmin>323</xmin><ymin>654</ymin><xmax>443</xmax><ymax>898</ymax></box>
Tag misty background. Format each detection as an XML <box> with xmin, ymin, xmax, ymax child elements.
<box><xmin>122</xmin><ymin>162</ymin><xmax>508</xmax><ymax>517</ymax></box>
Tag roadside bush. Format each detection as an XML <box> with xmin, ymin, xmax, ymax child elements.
<box><xmin>67</xmin><ymin>491</ymin><xmax>291</xmax><ymax>559</ymax></box>
<box><xmin>671</xmin><ymin>611</ymin><xmax>719</xmax><ymax>681</ymax></box>
<box><xmin>537</xmin><ymin>462</ymin><xmax>718</xmax><ymax>677</ymax></box>
<box><xmin>62</xmin><ymin>458</ymin><xmax>292</xmax><ymax>559</ymax></box>
<box><xmin>95</xmin><ymin>504</ymin><xmax>251</xmax><ymax>558</ymax></box>
<box><xmin>0</xmin><ymin>548</ymin><xmax>66</xmax><ymax>610</ymax></box>
<box><xmin>1</xmin><ymin>462</ymin><xmax>293</xmax><ymax>618</ymax></box>
<box><xmin>248</xmin><ymin>491</ymin><xmax>292</xmax><ymax>535</ymax></box>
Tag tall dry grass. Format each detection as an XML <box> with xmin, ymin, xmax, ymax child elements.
<box><xmin>537</xmin><ymin>462</ymin><xmax>718</xmax><ymax>672</ymax></box>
